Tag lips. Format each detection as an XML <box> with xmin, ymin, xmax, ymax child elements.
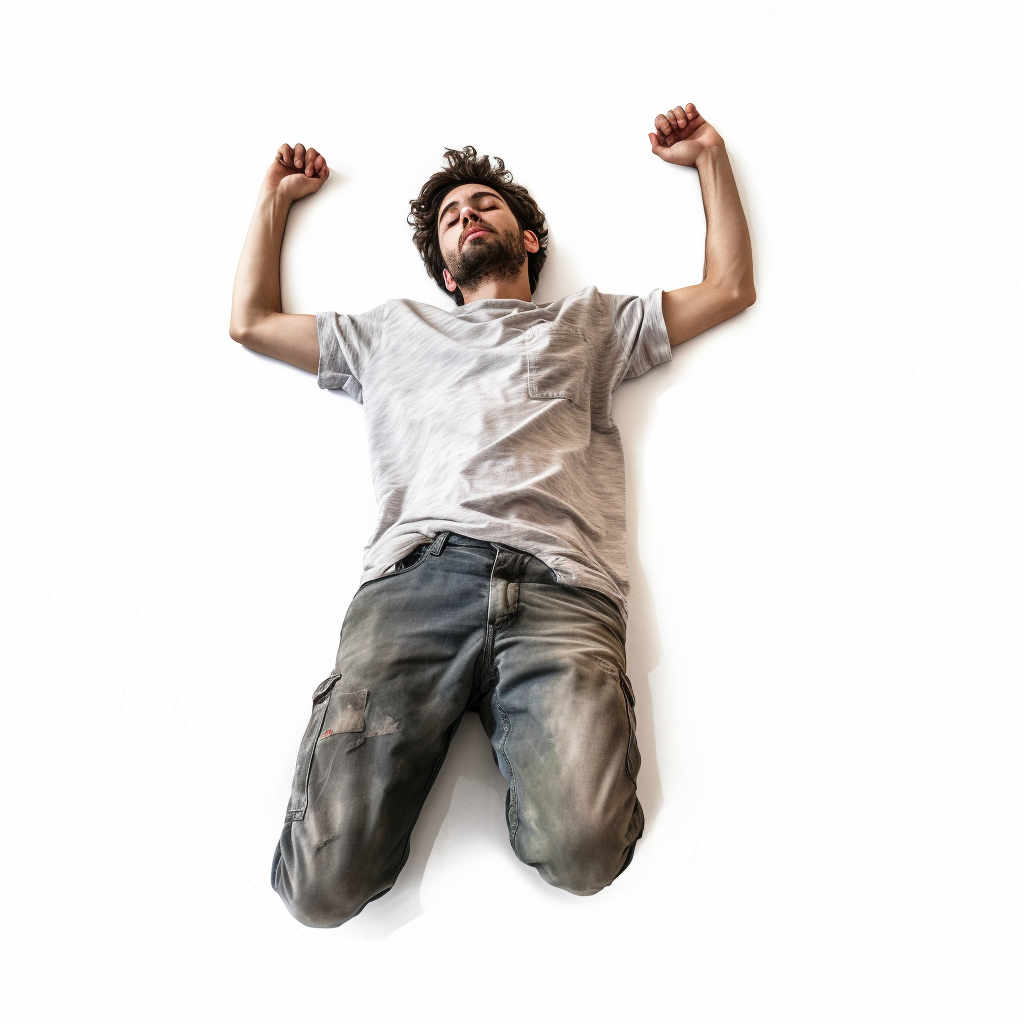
<box><xmin>460</xmin><ymin>226</ymin><xmax>493</xmax><ymax>249</ymax></box>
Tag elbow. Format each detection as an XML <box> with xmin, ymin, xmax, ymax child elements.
<box><xmin>707</xmin><ymin>277</ymin><xmax>755</xmax><ymax>315</ymax></box>
<box><xmin>230</xmin><ymin>310</ymin><xmax>276</xmax><ymax>349</ymax></box>
<box><xmin>732</xmin><ymin>283</ymin><xmax>756</xmax><ymax>311</ymax></box>
<box><xmin>229</xmin><ymin>321</ymin><xmax>252</xmax><ymax>347</ymax></box>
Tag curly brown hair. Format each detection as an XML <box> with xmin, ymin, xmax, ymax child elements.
<box><xmin>407</xmin><ymin>146</ymin><xmax>548</xmax><ymax>306</ymax></box>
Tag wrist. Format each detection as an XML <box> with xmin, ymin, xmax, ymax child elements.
<box><xmin>695</xmin><ymin>141</ymin><xmax>726</xmax><ymax>171</ymax></box>
<box><xmin>259</xmin><ymin>187</ymin><xmax>293</xmax><ymax>213</ymax></box>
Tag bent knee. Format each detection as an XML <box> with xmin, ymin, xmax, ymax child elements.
<box><xmin>272</xmin><ymin>838</ymin><xmax>396</xmax><ymax>929</ymax></box>
<box><xmin>281</xmin><ymin>883</ymin><xmax>374</xmax><ymax>928</ymax></box>
<box><xmin>523</xmin><ymin>813</ymin><xmax>642</xmax><ymax>896</ymax></box>
<box><xmin>535</xmin><ymin>848</ymin><xmax>630</xmax><ymax>896</ymax></box>
<box><xmin>276</xmin><ymin>863</ymin><xmax>391</xmax><ymax>928</ymax></box>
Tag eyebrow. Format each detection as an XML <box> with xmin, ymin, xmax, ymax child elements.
<box><xmin>438</xmin><ymin>191</ymin><xmax>504</xmax><ymax>226</ymax></box>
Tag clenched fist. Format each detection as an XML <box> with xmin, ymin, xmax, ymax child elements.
<box><xmin>262</xmin><ymin>142</ymin><xmax>330</xmax><ymax>202</ymax></box>
<box><xmin>649</xmin><ymin>104</ymin><xmax>723</xmax><ymax>166</ymax></box>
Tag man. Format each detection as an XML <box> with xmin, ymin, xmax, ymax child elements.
<box><xmin>229</xmin><ymin>103</ymin><xmax>754</xmax><ymax>928</ymax></box>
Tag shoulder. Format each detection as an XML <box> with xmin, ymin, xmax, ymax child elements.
<box><xmin>538</xmin><ymin>284</ymin><xmax>602</xmax><ymax>313</ymax></box>
<box><xmin>540</xmin><ymin>285</ymin><xmax>607</xmax><ymax>325</ymax></box>
<box><xmin>330</xmin><ymin>297</ymin><xmax>446</xmax><ymax>334</ymax></box>
<box><xmin>387</xmin><ymin>296</ymin><xmax>460</xmax><ymax>322</ymax></box>
<box><xmin>540</xmin><ymin>286</ymin><xmax>616</xmax><ymax>336</ymax></box>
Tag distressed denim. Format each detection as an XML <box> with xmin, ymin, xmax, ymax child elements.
<box><xmin>271</xmin><ymin>533</ymin><xmax>644</xmax><ymax>928</ymax></box>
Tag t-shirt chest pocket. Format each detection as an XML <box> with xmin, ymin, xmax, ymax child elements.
<box><xmin>522</xmin><ymin>325</ymin><xmax>590</xmax><ymax>410</ymax></box>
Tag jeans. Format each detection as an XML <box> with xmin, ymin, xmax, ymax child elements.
<box><xmin>270</xmin><ymin>533</ymin><xmax>644</xmax><ymax>928</ymax></box>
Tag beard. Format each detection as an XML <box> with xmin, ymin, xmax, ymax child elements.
<box><xmin>445</xmin><ymin>227</ymin><xmax>527</xmax><ymax>295</ymax></box>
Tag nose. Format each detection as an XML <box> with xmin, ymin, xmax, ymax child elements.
<box><xmin>461</xmin><ymin>205</ymin><xmax>479</xmax><ymax>225</ymax></box>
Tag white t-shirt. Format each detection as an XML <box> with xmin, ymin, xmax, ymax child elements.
<box><xmin>317</xmin><ymin>285</ymin><xmax>672</xmax><ymax>616</ymax></box>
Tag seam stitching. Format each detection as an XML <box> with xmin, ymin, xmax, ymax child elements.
<box><xmin>495</xmin><ymin>700</ymin><xmax>519</xmax><ymax>850</ymax></box>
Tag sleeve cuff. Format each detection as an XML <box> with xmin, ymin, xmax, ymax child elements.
<box><xmin>619</xmin><ymin>287</ymin><xmax>673</xmax><ymax>384</ymax></box>
<box><xmin>316</xmin><ymin>311</ymin><xmax>364</xmax><ymax>403</ymax></box>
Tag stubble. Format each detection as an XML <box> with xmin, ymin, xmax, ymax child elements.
<box><xmin>446</xmin><ymin>227</ymin><xmax>527</xmax><ymax>295</ymax></box>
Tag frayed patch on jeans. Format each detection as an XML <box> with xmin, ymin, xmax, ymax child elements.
<box><xmin>347</xmin><ymin>715</ymin><xmax>399</xmax><ymax>751</ymax></box>
<box><xmin>320</xmin><ymin>689</ymin><xmax>368</xmax><ymax>738</ymax></box>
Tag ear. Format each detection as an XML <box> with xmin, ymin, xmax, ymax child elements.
<box><xmin>443</xmin><ymin>268</ymin><xmax>459</xmax><ymax>293</ymax></box>
<box><xmin>523</xmin><ymin>230</ymin><xmax>540</xmax><ymax>254</ymax></box>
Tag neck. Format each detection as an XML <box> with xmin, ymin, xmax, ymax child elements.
<box><xmin>458</xmin><ymin>266</ymin><xmax>533</xmax><ymax>305</ymax></box>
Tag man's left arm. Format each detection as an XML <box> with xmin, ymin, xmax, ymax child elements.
<box><xmin>649</xmin><ymin>103</ymin><xmax>755</xmax><ymax>346</ymax></box>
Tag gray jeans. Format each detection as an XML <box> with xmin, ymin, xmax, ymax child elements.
<box><xmin>271</xmin><ymin>533</ymin><xmax>644</xmax><ymax>928</ymax></box>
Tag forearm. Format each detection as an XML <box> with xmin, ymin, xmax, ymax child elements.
<box><xmin>229</xmin><ymin>190</ymin><xmax>294</xmax><ymax>339</ymax></box>
<box><xmin>694</xmin><ymin>145</ymin><xmax>754</xmax><ymax>301</ymax></box>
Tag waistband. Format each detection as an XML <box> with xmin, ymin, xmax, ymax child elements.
<box><xmin>443</xmin><ymin>533</ymin><xmax>501</xmax><ymax>550</ymax></box>
<box><xmin>439</xmin><ymin>533</ymin><xmax>546</xmax><ymax>562</ymax></box>
<box><xmin>388</xmin><ymin>532</ymin><xmax>625</xmax><ymax>625</ymax></box>
<box><xmin>402</xmin><ymin>531</ymin><xmax>542</xmax><ymax>562</ymax></box>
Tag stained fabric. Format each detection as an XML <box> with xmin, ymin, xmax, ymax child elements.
<box><xmin>272</xmin><ymin>536</ymin><xmax>644</xmax><ymax>927</ymax></box>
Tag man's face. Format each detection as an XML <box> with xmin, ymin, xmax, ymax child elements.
<box><xmin>437</xmin><ymin>182</ymin><xmax>539</xmax><ymax>296</ymax></box>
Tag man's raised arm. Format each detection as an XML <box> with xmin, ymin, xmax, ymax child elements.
<box><xmin>228</xmin><ymin>142</ymin><xmax>330</xmax><ymax>374</ymax></box>
<box><xmin>649</xmin><ymin>104</ymin><xmax>755</xmax><ymax>346</ymax></box>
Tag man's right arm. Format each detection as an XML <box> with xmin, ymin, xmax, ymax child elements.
<box><xmin>228</xmin><ymin>142</ymin><xmax>329</xmax><ymax>375</ymax></box>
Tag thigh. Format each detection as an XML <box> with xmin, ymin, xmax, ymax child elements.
<box><xmin>481</xmin><ymin>580</ymin><xmax>642</xmax><ymax>881</ymax></box>
<box><xmin>277</xmin><ymin>551</ymin><xmax>490</xmax><ymax>887</ymax></box>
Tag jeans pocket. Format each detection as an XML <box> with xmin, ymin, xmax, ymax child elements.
<box><xmin>284</xmin><ymin>674</ymin><xmax>367</xmax><ymax>822</ymax></box>
<box><xmin>357</xmin><ymin>542</ymin><xmax>431</xmax><ymax>593</ymax></box>
<box><xmin>392</xmin><ymin>544</ymin><xmax>431</xmax><ymax>572</ymax></box>
<box><xmin>619</xmin><ymin>671</ymin><xmax>641</xmax><ymax>784</ymax></box>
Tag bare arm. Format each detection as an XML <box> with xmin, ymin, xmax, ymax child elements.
<box><xmin>649</xmin><ymin>104</ymin><xmax>755</xmax><ymax>346</ymax></box>
<box><xmin>228</xmin><ymin>142</ymin><xmax>330</xmax><ymax>374</ymax></box>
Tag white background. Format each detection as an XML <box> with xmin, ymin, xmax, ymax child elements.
<box><xmin>2</xmin><ymin>1</ymin><xmax>1021</xmax><ymax>1021</ymax></box>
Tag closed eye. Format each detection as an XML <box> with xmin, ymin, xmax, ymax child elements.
<box><xmin>439</xmin><ymin>193</ymin><xmax>501</xmax><ymax>229</ymax></box>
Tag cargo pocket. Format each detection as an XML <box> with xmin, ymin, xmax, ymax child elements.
<box><xmin>284</xmin><ymin>674</ymin><xmax>367</xmax><ymax>822</ymax></box>
<box><xmin>523</xmin><ymin>326</ymin><xmax>589</xmax><ymax>410</ymax></box>
<box><xmin>619</xmin><ymin>670</ymin><xmax>641</xmax><ymax>784</ymax></box>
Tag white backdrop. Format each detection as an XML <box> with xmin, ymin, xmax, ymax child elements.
<box><xmin>2</xmin><ymin>2</ymin><xmax>1021</xmax><ymax>1021</ymax></box>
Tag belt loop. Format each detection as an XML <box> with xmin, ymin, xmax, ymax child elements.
<box><xmin>429</xmin><ymin>531</ymin><xmax>451</xmax><ymax>556</ymax></box>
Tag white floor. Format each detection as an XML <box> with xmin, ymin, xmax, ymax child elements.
<box><xmin>2</xmin><ymin>2</ymin><xmax>1021</xmax><ymax>1021</ymax></box>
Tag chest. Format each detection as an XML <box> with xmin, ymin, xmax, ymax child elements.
<box><xmin>363</xmin><ymin>318</ymin><xmax>610</xmax><ymax>424</ymax></box>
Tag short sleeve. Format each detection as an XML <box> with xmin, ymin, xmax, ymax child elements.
<box><xmin>605</xmin><ymin>288</ymin><xmax>673</xmax><ymax>390</ymax></box>
<box><xmin>315</xmin><ymin>304</ymin><xmax>389</xmax><ymax>403</ymax></box>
